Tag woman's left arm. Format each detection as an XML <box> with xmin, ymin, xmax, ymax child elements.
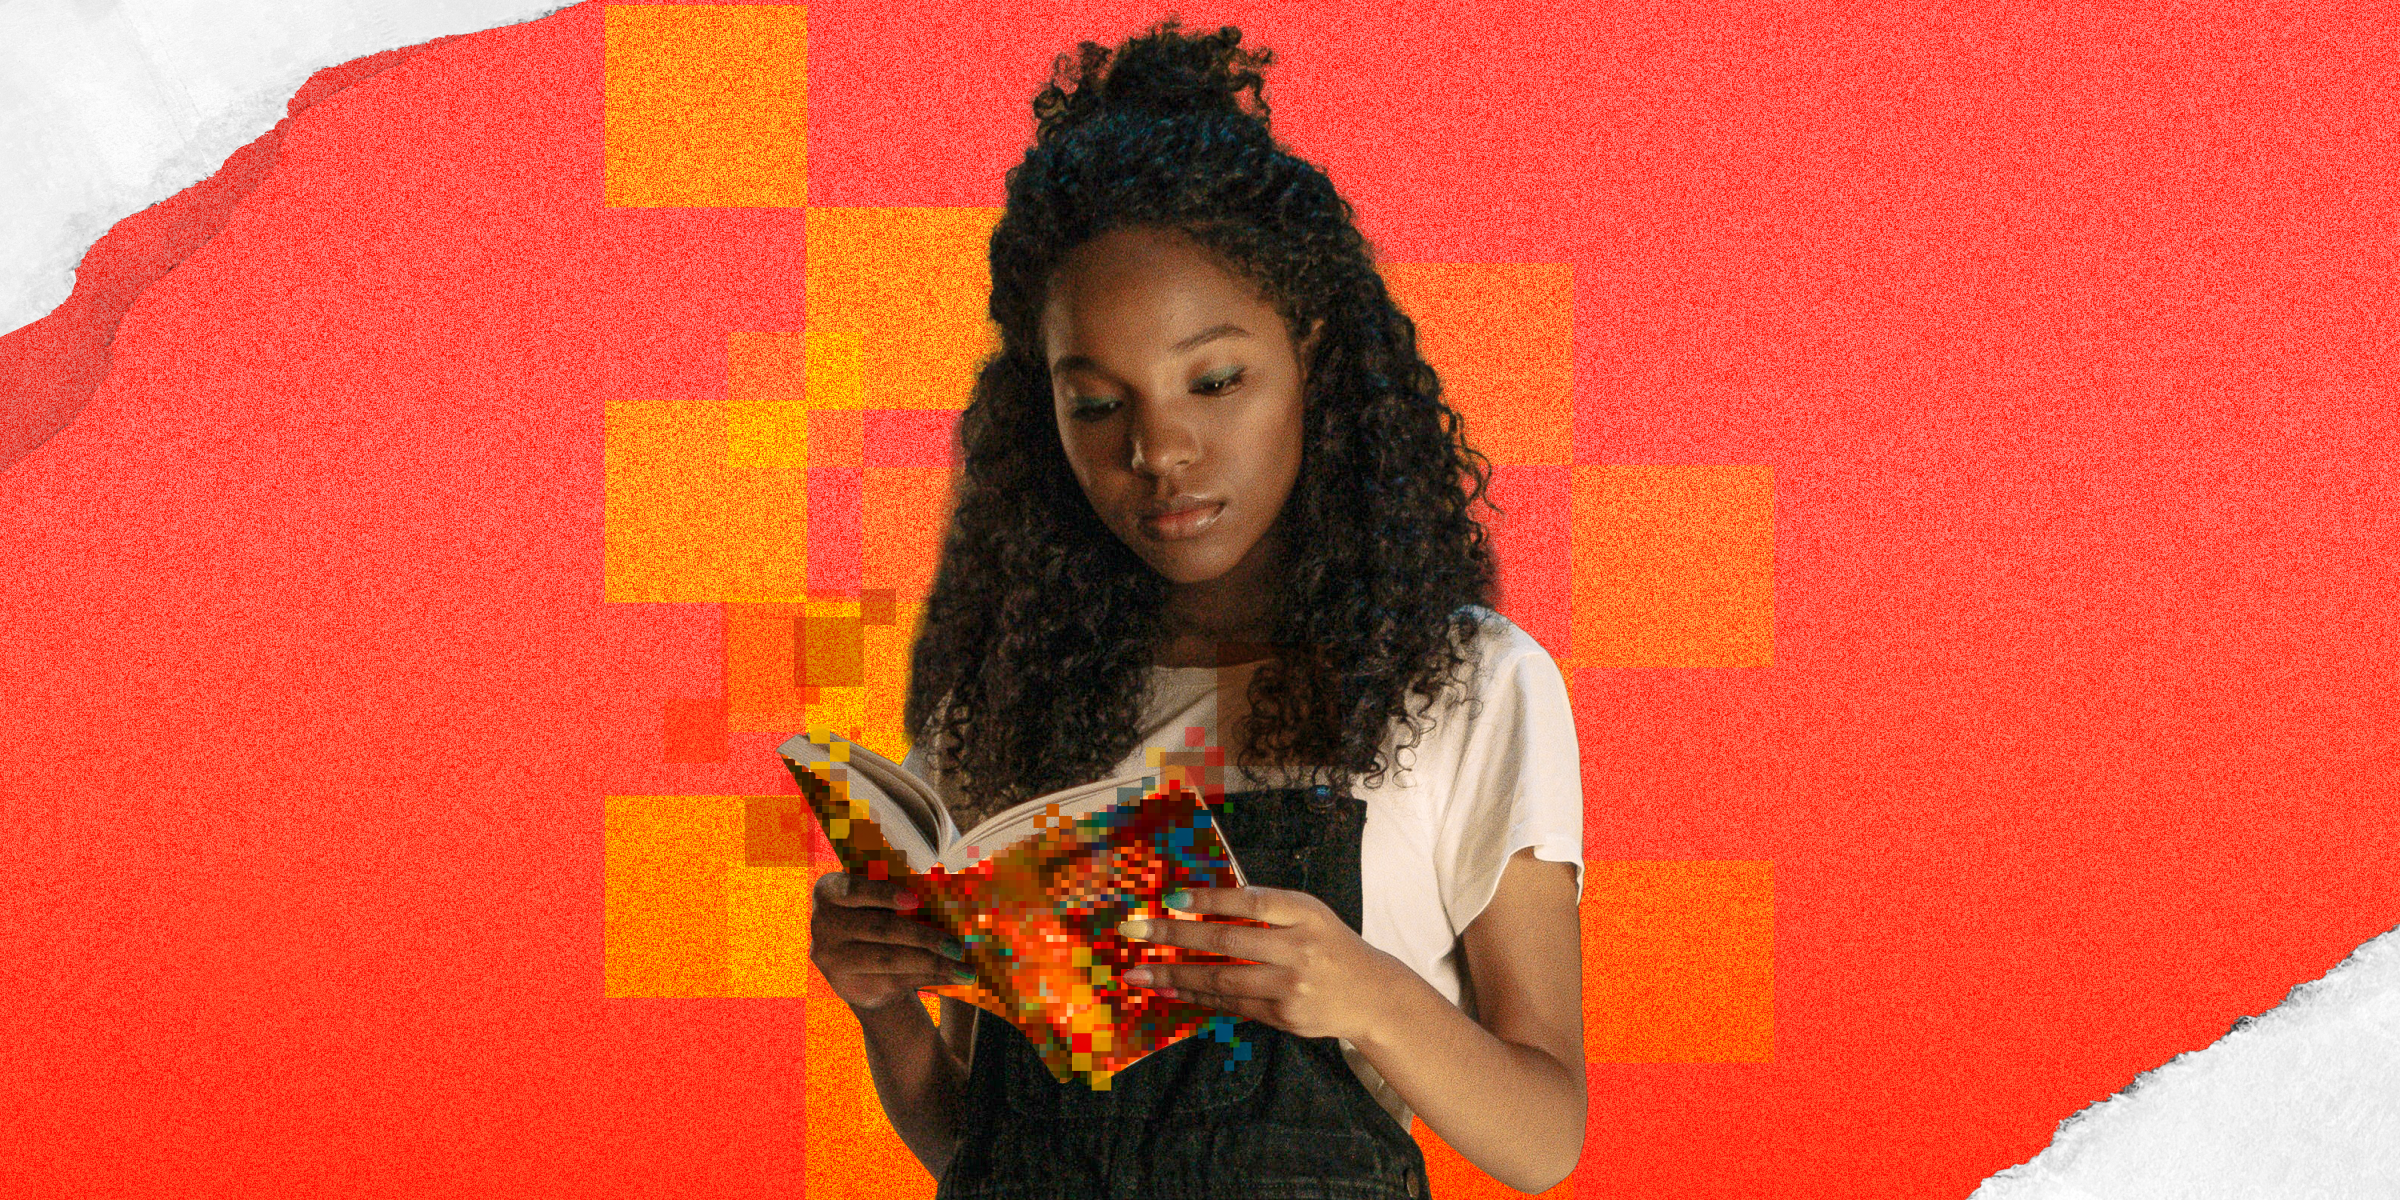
<box><xmin>1351</xmin><ymin>845</ymin><xmax>1586</xmax><ymax>1194</ymax></box>
<box><xmin>1122</xmin><ymin>846</ymin><xmax>1587</xmax><ymax>1194</ymax></box>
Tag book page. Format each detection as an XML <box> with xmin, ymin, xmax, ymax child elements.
<box><xmin>938</xmin><ymin>769</ymin><xmax>1172</xmax><ymax>869</ymax></box>
<box><xmin>774</xmin><ymin>731</ymin><xmax>945</xmax><ymax>870</ymax></box>
<box><xmin>833</xmin><ymin>742</ymin><xmax>948</xmax><ymax>848</ymax></box>
<box><xmin>778</xmin><ymin>733</ymin><xmax>1250</xmax><ymax>886</ymax></box>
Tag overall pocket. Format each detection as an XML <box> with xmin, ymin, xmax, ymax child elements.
<box><xmin>1208</xmin><ymin>786</ymin><xmax>1368</xmax><ymax>935</ymax></box>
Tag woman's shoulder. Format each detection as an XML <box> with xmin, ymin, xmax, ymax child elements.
<box><xmin>1446</xmin><ymin>605</ymin><xmax>1559</xmax><ymax>682</ymax></box>
<box><xmin>1386</xmin><ymin>606</ymin><xmax>1560</xmax><ymax>735</ymax></box>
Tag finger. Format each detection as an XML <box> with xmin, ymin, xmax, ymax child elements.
<box><xmin>817</xmin><ymin>872</ymin><xmax>924</xmax><ymax>911</ymax></box>
<box><xmin>1167</xmin><ymin>984</ymin><xmax>1258</xmax><ymax>1024</ymax></box>
<box><xmin>1158</xmin><ymin>885</ymin><xmax>1316</xmax><ymax>927</ymax></box>
<box><xmin>850</xmin><ymin>940</ymin><xmax>973</xmax><ymax>978</ymax></box>
<box><xmin>1115</xmin><ymin>910</ymin><xmax>1284</xmax><ymax>966</ymax></box>
<box><xmin>914</xmin><ymin>960</ymin><xmax>980</xmax><ymax>988</ymax></box>
<box><xmin>883</xmin><ymin>964</ymin><xmax>974</xmax><ymax>993</ymax></box>
<box><xmin>854</xmin><ymin>909</ymin><xmax>967</xmax><ymax>959</ymax></box>
<box><xmin>1122</xmin><ymin>961</ymin><xmax>1279</xmax><ymax>1001</ymax></box>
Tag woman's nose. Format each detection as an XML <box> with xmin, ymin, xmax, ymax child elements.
<box><xmin>1126</xmin><ymin>408</ymin><xmax>1200</xmax><ymax>476</ymax></box>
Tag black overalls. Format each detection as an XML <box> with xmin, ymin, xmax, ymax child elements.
<box><xmin>935</xmin><ymin>786</ymin><xmax>1434</xmax><ymax>1200</ymax></box>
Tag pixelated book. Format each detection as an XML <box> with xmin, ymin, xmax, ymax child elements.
<box><xmin>774</xmin><ymin>727</ymin><xmax>1269</xmax><ymax>1089</ymax></box>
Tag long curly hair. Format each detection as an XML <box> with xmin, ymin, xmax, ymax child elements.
<box><xmin>904</xmin><ymin>17</ymin><xmax>1502</xmax><ymax>831</ymax></box>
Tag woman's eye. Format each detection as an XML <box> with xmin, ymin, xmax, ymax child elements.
<box><xmin>1195</xmin><ymin>368</ymin><xmax>1244</xmax><ymax>395</ymax></box>
<box><xmin>1068</xmin><ymin>371</ymin><xmax>1238</xmax><ymax>420</ymax></box>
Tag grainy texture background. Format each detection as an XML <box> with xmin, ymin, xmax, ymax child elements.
<box><xmin>1</xmin><ymin>2</ymin><xmax>2393</xmax><ymax>1197</ymax></box>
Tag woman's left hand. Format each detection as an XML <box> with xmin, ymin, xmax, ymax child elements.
<box><xmin>1115</xmin><ymin>886</ymin><xmax>1414</xmax><ymax>1044</ymax></box>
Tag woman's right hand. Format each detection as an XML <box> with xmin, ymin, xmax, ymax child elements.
<box><xmin>809</xmin><ymin>872</ymin><xmax>970</xmax><ymax>1012</ymax></box>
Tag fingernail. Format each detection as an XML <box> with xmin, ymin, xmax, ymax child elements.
<box><xmin>894</xmin><ymin>890</ymin><xmax>919</xmax><ymax>911</ymax></box>
<box><xmin>1122</xmin><ymin>968</ymin><xmax>1153</xmax><ymax>985</ymax></box>
<box><xmin>937</xmin><ymin>937</ymin><xmax>965</xmax><ymax>961</ymax></box>
<box><xmin>1162</xmin><ymin>890</ymin><xmax>1192</xmax><ymax>911</ymax></box>
<box><xmin>950</xmin><ymin>967</ymin><xmax>976</xmax><ymax>984</ymax></box>
<box><xmin>1117</xmin><ymin>918</ymin><xmax>1151</xmax><ymax>940</ymax></box>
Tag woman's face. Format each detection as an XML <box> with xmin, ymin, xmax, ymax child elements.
<box><xmin>1042</xmin><ymin>225</ymin><xmax>1320</xmax><ymax>600</ymax></box>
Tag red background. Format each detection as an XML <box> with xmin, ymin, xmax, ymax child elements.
<box><xmin>1</xmin><ymin>1</ymin><xmax>2394</xmax><ymax>1196</ymax></box>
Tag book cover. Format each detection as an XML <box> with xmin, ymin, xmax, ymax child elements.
<box><xmin>775</xmin><ymin>727</ymin><xmax>1270</xmax><ymax>1090</ymax></box>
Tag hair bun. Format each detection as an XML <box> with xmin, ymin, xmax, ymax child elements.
<box><xmin>1033</xmin><ymin>18</ymin><xmax>1273</xmax><ymax>145</ymax></box>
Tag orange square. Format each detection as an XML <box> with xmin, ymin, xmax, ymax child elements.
<box><xmin>728</xmin><ymin>332</ymin><xmax>807</xmax><ymax>405</ymax></box>
<box><xmin>1414</xmin><ymin>1116</ymin><xmax>1576</xmax><ymax>1199</ymax></box>
<box><xmin>1383</xmin><ymin>263</ymin><xmax>1574</xmax><ymax>466</ymax></box>
<box><xmin>604</xmin><ymin>5</ymin><xmax>808</xmax><ymax>207</ymax></box>
<box><xmin>727</xmin><ymin>603</ymin><xmax>807</xmax><ymax>721</ymax></box>
<box><xmin>804</xmin><ymin>208</ymin><xmax>1003</xmax><ymax>410</ymax></box>
<box><xmin>1582</xmin><ymin>860</ymin><xmax>1775</xmax><ymax>1062</ymax></box>
<box><xmin>799</xmin><ymin>613</ymin><xmax>866</xmax><ymax>690</ymax></box>
<box><xmin>604</xmin><ymin>796</ymin><xmax>738</xmax><ymax>997</ymax></box>
<box><xmin>806</xmin><ymin>409</ymin><xmax>864</xmax><ymax>469</ymax></box>
<box><xmin>1572</xmin><ymin>465</ymin><xmax>1774</xmax><ymax>667</ymax></box>
<box><xmin>862</xmin><ymin>466</ymin><xmax>953</xmax><ymax>602</ymax></box>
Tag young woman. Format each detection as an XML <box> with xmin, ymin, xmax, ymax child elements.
<box><xmin>808</xmin><ymin>20</ymin><xmax>1586</xmax><ymax>1199</ymax></box>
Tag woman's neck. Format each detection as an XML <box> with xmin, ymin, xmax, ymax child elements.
<box><xmin>1154</xmin><ymin>629</ymin><xmax>1278</xmax><ymax>669</ymax></box>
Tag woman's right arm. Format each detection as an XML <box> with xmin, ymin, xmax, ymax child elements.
<box><xmin>811</xmin><ymin>873</ymin><xmax>978</xmax><ymax>1182</ymax></box>
<box><xmin>851</xmin><ymin>994</ymin><xmax>978</xmax><ymax>1181</ymax></box>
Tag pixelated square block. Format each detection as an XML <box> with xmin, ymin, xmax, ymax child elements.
<box><xmin>744</xmin><ymin>794</ymin><xmax>816</xmax><ymax>864</ymax></box>
<box><xmin>862</xmin><ymin>467</ymin><xmax>952</xmax><ymax>604</ymax></box>
<box><xmin>729</xmin><ymin>598</ymin><xmax>916</xmax><ymax>740</ymax></box>
<box><xmin>604</xmin><ymin>5</ymin><xmax>808</xmax><ymax>207</ymax></box>
<box><xmin>798</xmin><ymin>610</ymin><xmax>866</xmax><ymax>689</ymax></box>
<box><xmin>729</xmin><ymin>332</ymin><xmax>807</xmax><ymax>403</ymax></box>
<box><xmin>727</xmin><ymin>602</ymin><xmax>810</xmax><ymax>723</ymax></box>
<box><xmin>861</xmin><ymin>410</ymin><xmax>959</xmax><ymax>468</ymax></box>
<box><xmin>860</xmin><ymin>588</ymin><xmax>898</xmax><ymax>626</ymax></box>
<box><xmin>604</xmin><ymin>795</ymin><xmax>740</xmax><ymax>997</ymax></box>
<box><xmin>763</xmin><ymin>597</ymin><xmax>888</xmax><ymax>743</ymax></box>
<box><xmin>728</xmin><ymin>332</ymin><xmax>807</xmax><ymax>468</ymax></box>
<box><xmin>855</xmin><ymin>598</ymin><xmax>925</xmax><ymax>749</ymax></box>
<box><xmin>805</xmin><ymin>408</ymin><xmax>864</xmax><ymax>468</ymax></box>
<box><xmin>728</xmin><ymin>860</ymin><xmax>817</xmax><ymax>998</ymax></box>
<box><xmin>1382</xmin><ymin>263</ymin><xmax>1574</xmax><ymax>467</ymax></box>
<box><xmin>804</xmin><ymin>208</ymin><xmax>1003</xmax><ymax>411</ymax></box>
<box><xmin>1415</xmin><ymin>1116</ymin><xmax>1576</xmax><ymax>1199</ymax></box>
<box><xmin>809</xmin><ymin>331</ymin><xmax>865</xmax><ymax>410</ymax></box>
<box><xmin>808</xmin><ymin>466</ymin><xmax>863</xmax><ymax>594</ymax></box>
<box><xmin>607</xmin><ymin>399</ymin><xmax>813</xmax><ymax>602</ymax></box>
<box><xmin>1572</xmin><ymin>465</ymin><xmax>1774</xmax><ymax>667</ymax></box>
<box><xmin>606</xmin><ymin>796</ymin><xmax>931</xmax><ymax>1192</ymax></box>
<box><xmin>608</xmin><ymin>798</ymin><xmax>878</xmax><ymax>1002</ymax></box>
<box><xmin>1582</xmin><ymin>860</ymin><xmax>1774</xmax><ymax>1062</ymax></box>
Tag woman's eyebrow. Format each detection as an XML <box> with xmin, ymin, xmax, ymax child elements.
<box><xmin>1170</xmin><ymin>323</ymin><xmax>1251</xmax><ymax>353</ymax></box>
<box><xmin>1049</xmin><ymin>324</ymin><xmax>1254</xmax><ymax>377</ymax></box>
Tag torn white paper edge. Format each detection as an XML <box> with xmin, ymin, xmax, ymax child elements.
<box><xmin>1974</xmin><ymin>924</ymin><xmax>2400</xmax><ymax>1200</ymax></box>
<box><xmin>0</xmin><ymin>0</ymin><xmax>565</xmax><ymax>338</ymax></box>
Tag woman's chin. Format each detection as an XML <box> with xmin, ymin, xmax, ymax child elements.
<box><xmin>1141</xmin><ymin>555</ymin><xmax>1234</xmax><ymax>586</ymax></box>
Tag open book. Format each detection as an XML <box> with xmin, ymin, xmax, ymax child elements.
<box><xmin>775</xmin><ymin>727</ymin><xmax>1265</xmax><ymax>1090</ymax></box>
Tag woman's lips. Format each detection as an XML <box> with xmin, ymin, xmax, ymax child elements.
<box><xmin>1139</xmin><ymin>501</ymin><xmax>1225</xmax><ymax>541</ymax></box>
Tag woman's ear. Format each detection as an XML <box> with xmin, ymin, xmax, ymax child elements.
<box><xmin>1296</xmin><ymin>317</ymin><xmax>1326</xmax><ymax>375</ymax></box>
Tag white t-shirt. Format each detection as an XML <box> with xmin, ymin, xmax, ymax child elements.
<box><xmin>899</xmin><ymin>605</ymin><xmax>1585</xmax><ymax>1132</ymax></box>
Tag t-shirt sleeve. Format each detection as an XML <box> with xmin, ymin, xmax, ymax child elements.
<box><xmin>1434</xmin><ymin>640</ymin><xmax>1586</xmax><ymax>939</ymax></box>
